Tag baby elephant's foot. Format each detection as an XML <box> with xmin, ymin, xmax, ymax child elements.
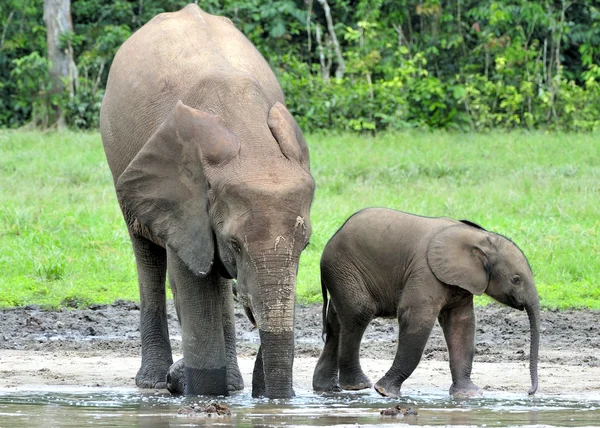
<box><xmin>339</xmin><ymin>371</ymin><xmax>372</xmax><ymax>391</ymax></box>
<box><xmin>313</xmin><ymin>360</ymin><xmax>342</xmax><ymax>392</ymax></box>
<box><xmin>313</xmin><ymin>375</ymin><xmax>342</xmax><ymax>393</ymax></box>
<box><xmin>449</xmin><ymin>381</ymin><xmax>483</xmax><ymax>398</ymax></box>
<box><xmin>374</xmin><ymin>376</ymin><xmax>402</xmax><ymax>398</ymax></box>
<box><xmin>166</xmin><ymin>359</ymin><xmax>186</xmax><ymax>395</ymax></box>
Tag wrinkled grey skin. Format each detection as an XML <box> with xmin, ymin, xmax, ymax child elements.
<box><xmin>100</xmin><ymin>5</ymin><xmax>314</xmax><ymax>399</ymax></box>
<box><xmin>312</xmin><ymin>208</ymin><xmax>539</xmax><ymax>398</ymax></box>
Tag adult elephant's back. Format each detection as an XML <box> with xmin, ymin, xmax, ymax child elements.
<box><xmin>100</xmin><ymin>3</ymin><xmax>284</xmax><ymax>182</ymax></box>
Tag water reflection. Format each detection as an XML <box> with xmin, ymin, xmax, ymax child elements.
<box><xmin>0</xmin><ymin>386</ymin><xmax>598</xmax><ymax>427</ymax></box>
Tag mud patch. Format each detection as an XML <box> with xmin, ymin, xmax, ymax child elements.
<box><xmin>0</xmin><ymin>301</ymin><xmax>599</xmax><ymax>394</ymax></box>
<box><xmin>1</xmin><ymin>301</ymin><xmax>599</xmax><ymax>365</ymax></box>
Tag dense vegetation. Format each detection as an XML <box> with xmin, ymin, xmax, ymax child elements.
<box><xmin>2</xmin><ymin>0</ymin><xmax>600</xmax><ymax>132</ymax></box>
<box><xmin>1</xmin><ymin>131</ymin><xmax>598</xmax><ymax>309</ymax></box>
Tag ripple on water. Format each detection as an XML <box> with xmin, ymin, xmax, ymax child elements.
<box><xmin>0</xmin><ymin>387</ymin><xmax>598</xmax><ymax>427</ymax></box>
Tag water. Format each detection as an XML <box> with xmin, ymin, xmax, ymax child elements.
<box><xmin>0</xmin><ymin>386</ymin><xmax>599</xmax><ymax>427</ymax></box>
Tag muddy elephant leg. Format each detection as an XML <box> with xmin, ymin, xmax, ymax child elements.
<box><xmin>131</xmin><ymin>233</ymin><xmax>172</xmax><ymax>389</ymax></box>
<box><xmin>251</xmin><ymin>346</ymin><xmax>265</xmax><ymax>398</ymax></box>
<box><xmin>167</xmin><ymin>277</ymin><xmax>242</xmax><ymax>394</ymax></box>
<box><xmin>222</xmin><ymin>279</ymin><xmax>244</xmax><ymax>392</ymax></box>
<box><xmin>166</xmin><ymin>248</ymin><xmax>228</xmax><ymax>396</ymax></box>
<box><xmin>337</xmin><ymin>302</ymin><xmax>374</xmax><ymax>391</ymax></box>
<box><xmin>438</xmin><ymin>297</ymin><xmax>482</xmax><ymax>397</ymax></box>
<box><xmin>374</xmin><ymin>297</ymin><xmax>438</xmax><ymax>397</ymax></box>
<box><xmin>312</xmin><ymin>303</ymin><xmax>342</xmax><ymax>392</ymax></box>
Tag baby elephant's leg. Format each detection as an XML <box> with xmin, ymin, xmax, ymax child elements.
<box><xmin>337</xmin><ymin>303</ymin><xmax>374</xmax><ymax>390</ymax></box>
<box><xmin>374</xmin><ymin>302</ymin><xmax>438</xmax><ymax>397</ymax></box>
<box><xmin>438</xmin><ymin>298</ymin><xmax>482</xmax><ymax>397</ymax></box>
<box><xmin>312</xmin><ymin>304</ymin><xmax>342</xmax><ymax>392</ymax></box>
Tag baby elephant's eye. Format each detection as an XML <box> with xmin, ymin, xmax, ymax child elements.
<box><xmin>511</xmin><ymin>274</ymin><xmax>521</xmax><ymax>285</ymax></box>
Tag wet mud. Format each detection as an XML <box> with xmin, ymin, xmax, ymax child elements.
<box><xmin>1</xmin><ymin>300</ymin><xmax>598</xmax><ymax>368</ymax></box>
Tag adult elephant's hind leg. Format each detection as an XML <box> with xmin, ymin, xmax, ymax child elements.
<box><xmin>130</xmin><ymin>233</ymin><xmax>172</xmax><ymax>389</ymax></box>
<box><xmin>222</xmin><ymin>279</ymin><xmax>244</xmax><ymax>391</ymax></box>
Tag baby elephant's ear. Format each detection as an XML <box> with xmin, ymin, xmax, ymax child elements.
<box><xmin>427</xmin><ymin>225</ymin><xmax>492</xmax><ymax>295</ymax></box>
<box><xmin>459</xmin><ymin>219</ymin><xmax>487</xmax><ymax>231</ymax></box>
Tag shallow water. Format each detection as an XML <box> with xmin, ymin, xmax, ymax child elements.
<box><xmin>0</xmin><ymin>386</ymin><xmax>598</xmax><ymax>427</ymax></box>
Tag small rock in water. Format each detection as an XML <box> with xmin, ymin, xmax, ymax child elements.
<box><xmin>380</xmin><ymin>405</ymin><xmax>418</xmax><ymax>417</ymax></box>
<box><xmin>178</xmin><ymin>401</ymin><xmax>232</xmax><ymax>417</ymax></box>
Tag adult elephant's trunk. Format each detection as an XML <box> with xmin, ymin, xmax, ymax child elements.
<box><xmin>248</xmin><ymin>255</ymin><xmax>297</xmax><ymax>399</ymax></box>
<box><xmin>526</xmin><ymin>302</ymin><xmax>540</xmax><ymax>395</ymax></box>
<box><xmin>258</xmin><ymin>328</ymin><xmax>295</xmax><ymax>398</ymax></box>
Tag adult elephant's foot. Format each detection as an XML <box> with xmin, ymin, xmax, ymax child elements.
<box><xmin>227</xmin><ymin>365</ymin><xmax>244</xmax><ymax>392</ymax></box>
<box><xmin>449</xmin><ymin>381</ymin><xmax>483</xmax><ymax>398</ymax></box>
<box><xmin>374</xmin><ymin>376</ymin><xmax>402</xmax><ymax>397</ymax></box>
<box><xmin>339</xmin><ymin>370</ymin><xmax>372</xmax><ymax>391</ymax></box>
<box><xmin>166</xmin><ymin>359</ymin><xmax>242</xmax><ymax>394</ymax></box>
<box><xmin>166</xmin><ymin>359</ymin><xmax>186</xmax><ymax>395</ymax></box>
<box><xmin>135</xmin><ymin>362</ymin><xmax>170</xmax><ymax>390</ymax></box>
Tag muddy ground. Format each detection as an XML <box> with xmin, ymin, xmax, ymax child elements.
<box><xmin>0</xmin><ymin>300</ymin><xmax>599</xmax><ymax>395</ymax></box>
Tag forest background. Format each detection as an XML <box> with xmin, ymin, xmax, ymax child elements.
<box><xmin>2</xmin><ymin>0</ymin><xmax>600</xmax><ymax>132</ymax></box>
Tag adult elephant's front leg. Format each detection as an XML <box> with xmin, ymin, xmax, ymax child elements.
<box><xmin>131</xmin><ymin>233</ymin><xmax>172</xmax><ymax>389</ymax></box>
<box><xmin>166</xmin><ymin>278</ymin><xmax>243</xmax><ymax>394</ymax></box>
<box><xmin>167</xmin><ymin>248</ymin><xmax>228</xmax><ymax>396</ymax></box>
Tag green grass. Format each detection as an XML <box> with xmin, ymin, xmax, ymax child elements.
<box><xmin>1</xmin><ymin>130</ymin><xmax>598</xmax><ymax>309</ymax></box>
<box><xmin>0</xmin><ymin>131</ymin><xmax>138</xmax><ymax>308</ymax></box>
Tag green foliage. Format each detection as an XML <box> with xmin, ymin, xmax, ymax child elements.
<box><xmin>1</xmin><ymin>131</ymin><xmax>598</xmax><ymax>310</ymax></box>
<box><xmin>3</xmin><ymin>0</ymin><xmax>600</xmax><ymax>131</ymax></box>
<box><xmin>9</xmin><ymin>51</ymin><xmax>51</xmax><ymax>126</ymax></box>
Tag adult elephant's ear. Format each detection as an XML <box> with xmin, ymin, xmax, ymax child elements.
<box><xmin>116</xmin><ymin>101</ymin><xmax>240</xmax><ymax>276</ymax></box>
<box><xmin>427</xmin><ymin>225</ymin><xmax>492</xmax><ymax>295</ymax></box>
<box><xmin>268</xmin><ymin>102</ymin><xmax>310</xmax><ymax>171</ymax></box>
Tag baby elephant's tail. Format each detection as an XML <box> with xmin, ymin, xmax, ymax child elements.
<box><xmin>321</xmin><ymin>279</ymin><xmax>328</xmax><ymax>342</ymax></box>
<box><xmin>320</xmin><ymin>265</ymin><xmax>334</xmax><ymax>343</ymax></box>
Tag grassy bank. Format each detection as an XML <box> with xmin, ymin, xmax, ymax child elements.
<box><xmin>0</xmin><ymin>131</ymin><xmax>598</xmax><ymax>309</ymax></box>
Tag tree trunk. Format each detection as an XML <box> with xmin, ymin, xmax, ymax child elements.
<box><xmin>315</xmin><ymin>24</ymin><xmax>330</xmax><ymax>81</ymax></box>
<box><xmin>317</xmin><ymin>0</ymin><xmax>345</xmax><ymax>79</ymax></box>
<box><xmin>43</xmin><ymin>0</ymin><xmax>77</xmax><ymax>129</ymax></box>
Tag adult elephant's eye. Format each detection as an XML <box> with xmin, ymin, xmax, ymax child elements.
<box><xmin>511</xmin><ymin>274</ymin><xmax>521</xmax><ymax>285</ymax></box>
<box><xmin>231</xmin><ymin>240</ymin><xmax>241</xmax><ymax>254</ymax></box>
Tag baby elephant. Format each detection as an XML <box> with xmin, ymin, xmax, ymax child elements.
<box><xmin>312</xmin><ymin>208</ymin><xmax>539</xmax><ymax>398</ymax></box>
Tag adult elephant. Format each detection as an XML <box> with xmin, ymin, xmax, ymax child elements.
<box><xmin>100</xmin><ymin>4</ymin><xmax>314</xmax><ymax>399</ymax></box>
<box><xmin>312</xmin><ymin>208</ymin><xmax>539</xmax><ymax>398</ymax></box>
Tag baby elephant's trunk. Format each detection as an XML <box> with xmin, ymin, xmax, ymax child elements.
<box><xmin>526</xmin><ymin>303</ymin><xmax>540</xmax><ymax>395</ymax></box>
